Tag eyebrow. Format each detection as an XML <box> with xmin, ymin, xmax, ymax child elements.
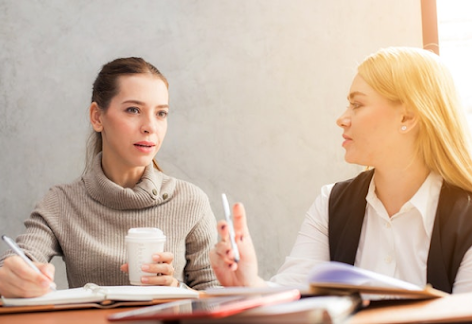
<box><xmin>347</xmin><ymin>91</ymin><xmax>367</xmax><ymax>101</ymax></box>
<box><xmin>122</xmin><ymin>100</ymin><xmax>169</xmax><ymax>109</ymax></box>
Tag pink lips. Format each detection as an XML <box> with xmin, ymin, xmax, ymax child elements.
<box><xmin>342</xmin><ymin>134</ymin><xmax>352</xmax><ymax>147</ymax></box>
<box><xmin>134</xmin><ymin>141</ymin><xmax>156</xmax><ymax>153</ymax></box>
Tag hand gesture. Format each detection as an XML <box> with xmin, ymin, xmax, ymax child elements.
<box><xmin>209</xmin><ymin>203</ymin><xmax>266</xmax><ymax>287</ymax></box>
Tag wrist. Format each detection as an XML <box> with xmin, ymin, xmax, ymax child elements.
<box><xmin>247</xmin><ymin>276</ymin><xmax>267</xmax><ymax>288</ymax></box>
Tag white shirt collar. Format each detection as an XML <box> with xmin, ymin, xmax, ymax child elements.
<box><xmin>366</xmin><ymin>171</ymin><xmax>443</xmax><ymax>237</ymax></box>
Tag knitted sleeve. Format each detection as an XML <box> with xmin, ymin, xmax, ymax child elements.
<box><xmin>182</xmin><ymin>191</ymin><xmax>220</xmax><ymax>290</ymax></box>
<box><xmin>0</xmin><ymin>187</ymin><xmax>63</xmax><ymax>267</ymax></box>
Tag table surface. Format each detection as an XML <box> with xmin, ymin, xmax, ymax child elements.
<box><xmin>0</xmin><ymin>307</ymin><xmax>141</xmax><ymax>324</ymax></box>
<box><xmin>3</xmin><ymin>296</ymin><xmax>472</xmax><ymax>324</ymax></box>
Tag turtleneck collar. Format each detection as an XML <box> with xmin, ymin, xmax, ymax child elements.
<box><xmin>83</xmin><ymin>153</ymin><xmax>175</xmax><ymax>210</ymax></box>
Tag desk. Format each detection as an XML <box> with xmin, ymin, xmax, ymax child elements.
<box><xmin>346</xmin><ymin>293</ymin><xmax>472</xmax><ymax>324</ymax></box>
<box><xmin>0</xmin><ymin>307</ymin><xmax>140</xmax><ymax>324</ymax></box>
<box><xmin>3</xmin><ymin>294</ymin><xmax>472</xmax><ymax>324</ymax></box>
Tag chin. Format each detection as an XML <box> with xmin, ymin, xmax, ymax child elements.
<box><xmin>344</xmin><ymin>154</ymin><xmax>356</xmax><ymax>164</ymax></box>
<box><xmin>344</xmin><ymin>157</ymin><xmax>365</xmax><ymax>166</ymax></box>
<box><xmin>133</xmin><ymin>157</ymin><xmax>154</xmax><ymax>168</ymax></box>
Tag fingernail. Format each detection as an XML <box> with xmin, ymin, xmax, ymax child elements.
<box><xmin>153</xmin><ymin>254</ymin><xmax>160</xmax><ymax>261</ymax></box>
<box><xmin>41</xmin><ymin>280</ymin><xmax>50</xmax><ymax>287</ymax></box>
<box><xmin>142</xmin><ymin>277</ymin><xmax>149</xmax><ymax>283</ymax></box>
<box><xmin>141</xmin><ymin>265</ymin><xmax>149</xmax><ymax>270</ymax></box>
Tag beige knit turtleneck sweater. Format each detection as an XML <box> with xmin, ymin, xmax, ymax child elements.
<box><xmin>0</xmin><ymin>153</ymin><xmax>219</xmax><ymax>290</ymax></box>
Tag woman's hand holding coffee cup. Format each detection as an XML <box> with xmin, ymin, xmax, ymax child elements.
<box><xmin>122</xmin><ymin>228</ymin><xmax>179</xmax><ymax>286</ymax></box>
<box><xmin>120</xmin><ymin>251</ymin><xmax>179</xmax><ymax>287</ymax></box>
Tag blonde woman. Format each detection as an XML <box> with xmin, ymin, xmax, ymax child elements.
<box><xmin>210</xmin><ymin>47</ymin><xmax>472</xmax><ymax>294</ymax></box>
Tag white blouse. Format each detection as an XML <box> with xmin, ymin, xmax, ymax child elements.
<box><xmin>270</xmin><ymin>172</ymin><xmax>472</xmax><ymax>294</ymax></box>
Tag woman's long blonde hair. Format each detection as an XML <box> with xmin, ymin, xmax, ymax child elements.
<box><xmin>358</xmin><ymin>47</ymin><xmax>472</xmax><ymax>192</ymax></box>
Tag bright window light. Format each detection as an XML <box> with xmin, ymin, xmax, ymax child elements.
<box><xmin>437</xmin><ymin>0</ymin><xmax>472</xmax><ymax>124</ymax></box>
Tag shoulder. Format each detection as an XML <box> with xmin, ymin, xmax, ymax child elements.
<box><xmin>161</xmin><ymin>173</ymin><xmax>212</xmax><ymax>209</ymax></box>
<box><xmin>30</xmin><ymin>177</ymin><xmax>85</xmax><ymax>218</ymax></box>
<box><xmin>164</xmin><ymin>174</ymin><xmax>208</xmax><ymax>198</ymax></box>
<box><xmin>438</xmin><ymin>182</ymin><xmax>472</xmax><ymax>222</ymax></box>
<box><xmin>437</xmin><ymin>181</ymin><xmax>472</xmax><ymax>222</ymax></box>
<box><xmin>441</xmin><ymin>181</ymin><xmax>472</xmax><ymax>200</ymax></box>
<box><xmin>163</xmin><ymin>175</ymin><xmax>215</xmax><ymax>227</ymax></box>
<box><xmin>38</xmin><ymin>176</ymin><xmax>84</xmax><ymax>202</ymax></box>
<box><xmin>305</xmin><ymin>183</ymin><xmax>335</xmax><ymax>225</ymax></box>
<box><xmin>329</xmin><ymin>169</ymin><xmax>374</xmax><ymax>202</ymax></box>
<box><xmin>309</xmin><ymin>172</ymin><xmax>371</xmax><ymax>213</ymax></box>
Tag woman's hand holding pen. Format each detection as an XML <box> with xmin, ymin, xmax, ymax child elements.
<box><xmin>209</xmin><ymin>202</ymin><xmax>267</xmax><ymax>287</ymax></box>
<box><xmin>0</xmin><ymin>256</ymin><xmax>56</xmax><ymax>298</ymax></box>
<box><xmin>120</xmin><ymin>252</ymin><xmax>179</xmax><ymax>287</ymax></box>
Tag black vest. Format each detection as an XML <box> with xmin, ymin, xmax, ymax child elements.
<box><xmin>328</xmin><ymin>169</ymin><xmax>472</xmax><ymax>293</ymax></box>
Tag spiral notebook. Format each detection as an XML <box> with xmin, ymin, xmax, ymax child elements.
<box><xmin>0</xmin><ymin>283</ymin><xmax>199</xmax><ymax>313</ymax></box>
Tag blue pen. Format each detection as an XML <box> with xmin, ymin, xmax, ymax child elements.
<box><xmin>221</xmin><ymin>193</ymin><xmax>240</xmax><ymax>263</ymax></box>
<box><xmin>2</xmin><ymin>235</ymin><xmax>56</xmax><ymax>291</ymax></box>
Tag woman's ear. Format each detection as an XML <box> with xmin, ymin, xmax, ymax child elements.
<box><xmin>89</xmin><ymin>102</ymin><xmax>104</xmax><ymax>132</ymax></box>
<box><xmin>400</xmin><ymin>105</ymin><xmax>419</xmax><ymax>132</ymax></box>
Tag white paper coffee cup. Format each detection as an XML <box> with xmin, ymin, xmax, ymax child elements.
<box><xmin>125</xmin><ymin>227</ymin><xmax>166</xmax><ymax>285</ymax></box>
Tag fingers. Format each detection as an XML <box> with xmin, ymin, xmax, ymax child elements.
<box><xmin>141</xmin><ymin>274</ymin><xmax>174</xmax><ymax>285</ymax></box>
<box><xmin>211</xmin><ymin>222</ymin><xmax>239</xmax><ymax>269</ymax></box>
<box><xmin>213</xmin><ymin>202</ymin><xmax>249</xmax><ymax>264</ymax></box>
<box><xmin>154</xmin><ymin>252</ymin><xmax>174</xmax><ymax>264</ymax></box>
<box><xmin>141</xmin><ymin>262</ymin><xmax>174</xmax><ymax>276</ymax></box>
<box><xmin>218</xmin><ymin>203</ymin><xmax>248</xmax><ymax>237</ymax></box>
<box><xmin>209</xmin><ymin>202</ymin><xmax>262</xmax><ymax>287</ymax></box>
<box><xmin>232</xmin><ymin>202</ymin><xmax>249</xmax><ymax>236</ymax></box>
<box><xmin>0</xmin><ymin>256</ymin><xmax>53</xmax><ymax>298</ymax></box>
<box><xmin>9</xmin><ymin>257</ymin><xmax>52</xmax><ymax>287</ymax></box>
<box><xmin>215</xmin><ymin>220</ymin><xmax>237</xmax><ymax>260</ymax></box>
<box><xmin>142</xmin><ymin>275</ymin><xmax>178</xmax><ymax>286</ymax></box>
<box><xmin>37</xmin><ymin>262</ymin><xmax>55</xmax><ymax>281</ymax></box>
<box><xmin>36</xmin><ymin>262</ymin><xmax>57</xmax><ymax>291</ymax></box>
<box><xmin>209</xmin><ymin>246</ymin><xmax>238</xmax><ymax>271</ymax></box>
<box><xmin>216</xmin><ymin>219</ymin><xmax>229</xmax><ymax>239</ymax></box>
<box><xmin>139</xmin><ymin>252</ymin><xmax>176</xmax><ymax>286</ymax></box>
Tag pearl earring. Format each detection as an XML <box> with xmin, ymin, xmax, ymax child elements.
<box><xmin>401</xmin><ymin>125</ymin><xmax>407</xmax><ymax>131</ymax></box>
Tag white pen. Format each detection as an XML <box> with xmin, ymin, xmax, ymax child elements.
<box><xmin>2</xmin><ymin>235</ymin><xmax>56</xmax><ymax>291</ymax></box>
<box><xmin>221</xmin><ymin>193</ymin><xmax>240</xmax><ymax>263</ymax></box>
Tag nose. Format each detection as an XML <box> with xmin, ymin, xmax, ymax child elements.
<box><xmin>141</xmin><ymin>114</ymin><xmax>157</xmax><ymax>134</ymax></box>
<box><xmin>336</xmin><ymin>109</ymin><xmax>350</xmax><ymax>128</ymax></box>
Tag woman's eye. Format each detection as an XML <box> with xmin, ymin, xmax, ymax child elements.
<box><xmin>126</xmin><ymin>107</ymin><xmax>140</xmax><ymax>114</ymax></box>
<box><xmin>348</xmin><ymin>102</ymin><xmax>361</xmax><ymax>109</ymax></box>
<box><xmin>158</xmin><ymin>110</ymin><xmax>168</xmax><ymax>118</ymax></box>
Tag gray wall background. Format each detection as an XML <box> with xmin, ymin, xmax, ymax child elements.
<box><xmin>0</xmin><ymin>1</ymin><xmax>422</xmax><ymax>289</ymax></box>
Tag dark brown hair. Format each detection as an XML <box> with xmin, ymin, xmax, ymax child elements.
<box><xmin>85</xmin><ymin>57</ymin><xmax>168</xmax><ymax>173</ymax></box>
